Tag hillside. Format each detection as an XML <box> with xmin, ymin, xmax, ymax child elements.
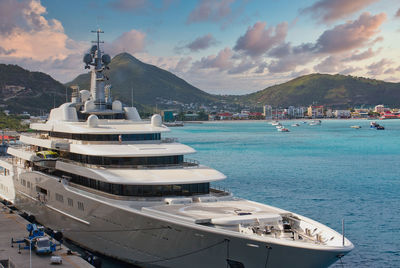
<box><xmin>241</xmin><ymin>73</ymin><xmax>400</xmax><ymax>108</ymax></box>
<box><xmin>0</xmin><ymin>64</ymin><xmax>65</xmax><ymax>114</ymax></box>
<box><xmin>67</xmin><ymin>53</ymin><xmax>217</xmax><ymax>106</ymax></box>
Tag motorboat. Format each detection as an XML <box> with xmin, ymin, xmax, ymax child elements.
<box><xmin>309</xmin><ymin>120</ymin><xmax>321</xmax><ymax>126</ymax></box>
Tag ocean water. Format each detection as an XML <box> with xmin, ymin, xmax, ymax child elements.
<box><xmin>164</xmin><ymin>120</ymin><xmax>400</xmax><ymax>268</ymax></box>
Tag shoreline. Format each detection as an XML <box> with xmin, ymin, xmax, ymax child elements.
<box><xmin>184</xmin><ymin>118</ymin><xmax>392</xmax><ymax>124</ymax></box>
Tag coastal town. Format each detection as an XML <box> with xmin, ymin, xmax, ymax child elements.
<box><xmin>160</xmin><ymin>104</ymin><xmax>400</xmax><ymax>122</ymax></box>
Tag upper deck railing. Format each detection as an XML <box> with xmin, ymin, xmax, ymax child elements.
<box><xmin>58</xmin><ymin>157</ymin><xmax>199</xmax><ymax>170</ymax></box>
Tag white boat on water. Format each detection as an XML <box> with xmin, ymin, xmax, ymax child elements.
<box><xmin>309</xmin><ymin>120</ymin><xmax>322</xmax><ymax>126</ymax></box>
<box><xmin>291</xmin><ymin>123</ymin><xmax>300</xmax><ymax>127</ymax></box>
<box><xmin>277</xmin><ymin>128</ymin><xmax>290</xmax><ymax>132</ymax></box>
<box><xmin>0</xmin><ymin>30</ymin><xmax>353</xmax><ymax>268</ymax></box>
<box><xmin>271</xmin><ymin>121</ymin><xmax>280</xmax><ymax>126</ymax></box>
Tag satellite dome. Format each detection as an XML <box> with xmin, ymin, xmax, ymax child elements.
<box><xmin>112</xmin><ymin>100</ymin><xmax>122</xmax><ymax>111</ymax></box>
<box><xmin>84</xmin><ymin>100</ymin><xmax>95</xmax><ymax>112</ymax></box>
<box><xmin>80</xmin><ymin>90</ymin><xmax>91</xmax><ymax>102</ymax></box>
<box><xmin>90</xmin><ymin>45</ymin><xmax>97</xmax><ymax>54</ymax></box>
<box><xmin>83</xmin><ymin>54</ymin><xmax>92</xmax><ymax>64</ymax></box>
<box><xmin>102</xmin><ymin>54</ymin><xmax>111</xmax><ymax>65</ymax></box>
<box><xmin>87</xmin><ymin>114</ymin><xmax>99</xmax><ymax>127</ymax></box>
<box><xmin>151</xmin><ymin>114</ymin><xmax>162</xmax><ymax>127</ymax></box>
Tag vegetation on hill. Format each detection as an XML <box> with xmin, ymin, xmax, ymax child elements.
<box><xmin>0</xmin><ymin>64</ymin><xmax>65</xmax><ymax>114</ymax></box>
<box><xmin>241</xmin><ymin>73</ymin><xmax>400</xmax><ymax>108</ymax></box>
<box><xmin>0</xmin><ymin>112</ymin><xmax>27</xmax><ymax>131</ymax></box>
<box><xmin>67</xmin><ymin>53</ymin><xmax>218</xmax><ymax>107</ymax></box>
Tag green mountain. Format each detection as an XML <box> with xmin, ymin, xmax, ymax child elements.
<box><xmin>241</xmin><ymin>73</ymin><xmax>400</xmax><ymax>108</ymax></box>
<box><xmin>67</xmin><ymin>53</ymin><xmax>217</xmax><ymax>106</ymax></box>
<box><xmin>0</xmin><ymin>64</ymin><xmax>65</xmax><ymax>114</ymax></box>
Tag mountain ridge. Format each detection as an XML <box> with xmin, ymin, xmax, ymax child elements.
<box><xmin>241</xmin><ymin>73</ymin><xmax>400</xmax><ymax>108</ymax></box>
<box><xmin>67</xmin><ymin>52</ymin><xmax>217</xmax><ymax>107</ymax></box>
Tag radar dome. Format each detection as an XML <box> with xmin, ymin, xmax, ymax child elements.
<box><xmin>102</xmin><ymin>54</ymin><xmax>111</xmax><ymax>65</ymax></box>
<box><xmin>151</xmin><ymin>114</ymin><xmax>162</xmax><ymax>127</ymax></box>
<box><xmin>112</xmin><ymin>100</ymin><xmax>122</xmax><ymax>111</ymax></box>
<box><xmin>83</xmin><ymin>53</ymin><xmax>92</xmax><ymax>64</ymax></box>
<box><xmin>87</xmin><ymin>114</ymin><xmax>99</xmax><ymax>127</ymax></box>
<box><xmin>84</xmin><ymin>100</ymin><xmax>95</xmax><ymax>112</ymax></box>
<box><xmin>80</xmin><ymin>90</ymin><xmax>91</xmax><ymax>102</ymax></box>
<box><xmin>90</xmin><ymin>45</ymin><xmax>97</xmax><ymax>54</ymax></box>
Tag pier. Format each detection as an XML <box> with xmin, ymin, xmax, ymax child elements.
<box><xmin>0</xmin><ymin>204</ymin><xmax>93</xmax><ymax>268</ymax></box>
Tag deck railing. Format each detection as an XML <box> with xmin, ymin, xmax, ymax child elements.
<box><xmin>58</xmin><ymin>158</ymin><xmax>199</xmax><ymax>169</ymax></box>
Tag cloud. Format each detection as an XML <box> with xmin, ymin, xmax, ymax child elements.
<box><xmin>290</xmin><ymin>68</ymin><xmax>312</xmax><ymax>77</ymax></box>
<box><xmin>108</xmin><ymin>0</ymin><xmax>173</xmax><ymax>13</ymax></box>
<box><xmin>227</xmin><ymin>58</ymin><xmax>257</xmax><ymax>74</ymax></box>
<box><xmin>367</xmin><ymin>58</ymin><xmax>393</xmax><ymax>75</ymax></box>
<box><xmin>192</xmin><ymin>47</ymin><xmax>234</xmax><ymax>71</ymax></box>
<box><xmin>0</xmin><ymin>46</ymin><xmax>16</xmax><ymax>55</ymax></box>
<box><xmin>170</xmin><ymin>56</ymin><xmax>192</xmax><ymax>73</ymax></box>
<box><xmin>104</xmin><ymin>30</ymin><xmax>146</xmax><ymax>56</ymax></box>
<box><xmin>234</xmin><ymin>21</ymin><xmax>288</xmax><ymax>57</ymax></box>
<box><xmin>314</xmin><ymin>56</ymin><xmax>343</xmax><ymax>72</ymax></box>
<box><xmin>302</xmin><ymin>0</ymin><xmax>379</xmax><ymax>23</ymax></box>
<box><xmin>0</xmin><ymin>0</ymin><xmax>85</xmax><ymax>62</ymax></box>
<box><xmin>177</xmin><ymin>34</ymin><xmax>217</xmax><ymax>52</ymax></box>
<box><xmin>342</xmin><ymin>48</ymin><xmax>379</xmax><ymax>62</ymax></box>
<box><xmin>339</xmin><ymin>66</ymin><xmax>362</xmax><ymax>75</ymax></box>
<box><xmin>315</xmin><ymin>12</ymin><xmax>386</xmax><ymax>53</ymax></box>
<box><xmin>187</xmin><ymin>0</ymin><xmax>234</xmax><ymax>23</ymax></box>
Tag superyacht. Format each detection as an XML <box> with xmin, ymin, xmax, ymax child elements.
<box><xmin>0</xmin><ymin>30</ymin><xmax>353</xmax><ymax>268</ymax></box>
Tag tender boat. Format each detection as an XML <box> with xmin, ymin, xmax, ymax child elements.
<box><xmin>277</xmin><ymin>128</ymin><xmax>290</xmax><ymax>132</ymax></box>
<box><xmin>350</xmin><ymin>125</ymin><xmax>361</xmax><ymax>129</ymax></box>
<box><xmin>0</xmin><ymin>30</ymin><xmax>353</xmax><ymax>268</ymax></box>
<box><xmin>309</xmin><ymin>120</ymin><xmax>321</xmax><ymax>126</ymax></box>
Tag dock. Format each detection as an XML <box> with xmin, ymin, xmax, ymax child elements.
<box><xmin>0</xmin><ymin>204</ymin><xmax>93</xmax><ymax>268</ymax></box>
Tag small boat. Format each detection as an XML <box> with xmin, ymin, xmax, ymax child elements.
<box><xmin>309</xmin><ymin>120</ymin><xmax>321</xmax><ymax>126</ymax></box>
<box><xmin>350</xmin><ymin>125</ymin><xmax>361</xmax><ymax>129</ymax></box>
<box><xmin>291</xmin><ymin>123</ymin><xmax>300</xmax><ymax>127</ymax></box>
<box><xmin>370</xmin><ymin>121</ymin><xmax>384</xmax><ymax>129</ymax></box>
<box><xmin>278</xmin><ymin>128</ymin><xmax>289</xmax><ymax>132</ymax></box>
<box><xmin>276</xmin><ymin>125</ymin><xmax>283</xmax><ymax>129</ymax></box>
<box><xmin>271</xmin><ymin>121</ymin><xmax>280</xmax><ymax>126</ymax></box>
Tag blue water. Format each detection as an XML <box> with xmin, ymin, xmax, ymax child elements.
<box><xmin>165</xmin><ymin>120</ymin><xmax>400</xmax><ymax>268</ymax></box>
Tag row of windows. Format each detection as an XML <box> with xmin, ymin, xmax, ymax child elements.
<box><xmin>60</xmin><ymin>171</ymin><xmax>210</xmax><ymax>197</ymax></box>
<box><xmin>48</xmin><ymin>132</ymin><xmax>161</xmax><ymax>141</ymax></box>
<box><xmin>62</xmin><ymin>152</ymin><xmax>184</xmax><ymax>167</ymax></box>
<box><xmin>55</xmin><ymin>192</ymin><xmax>84</xmax><ymax>210</ymax></box>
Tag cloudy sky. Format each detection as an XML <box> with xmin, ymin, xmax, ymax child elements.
<box><xmin>0</xmin><ymin>0</ymin><xmax>399</xmax><ymax>94</ymax></box>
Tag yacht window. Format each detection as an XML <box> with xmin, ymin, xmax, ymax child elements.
<box><xmin>49</xmin><ymin>132</ymin><xmax>161</xmax><ymax>141</ymax></box>
<box><xmin>36</xmin><ymin>186</ymin><xmax>47</xmax><ymax>195</ymax></box>
<box><xmin>62</xmin><ymin>152</ymin><xmax>184</xmax><ymax>167</ymax></box>
<box><xmin>77</xmin><ymin>201</ymin><xmax>84</xmax><ymax>211</ymax></box>
<box><xmin>67</xmin><ymin>198</ymin><xmax>73</xmax><ymax>207</ymax></box>
<box><xmin>56</xmin><ymin>193</ymin><xmax>63</xmax><ymax>203</ymax></box>
<box><xmin>61</xmin><ymin>171</ymin><xmax>209</xmax><ymax>197</ymax></box>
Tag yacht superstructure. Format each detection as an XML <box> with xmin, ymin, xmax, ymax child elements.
<box><xmin>0</xmin><ymin>30</ymin><xmax>353</xmax><ymax>268</ymax></box>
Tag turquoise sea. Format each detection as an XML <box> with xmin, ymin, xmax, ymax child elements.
<box><xmin>165</xmin><ymin>119</ymin><xmax>400</xmax><ymax>268</ymax></box>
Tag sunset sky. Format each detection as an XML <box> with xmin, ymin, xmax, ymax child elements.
<box><xmin>0</xmin><ymin>0</ymin><xmax>399</xmax><ymax>94</ymax></box>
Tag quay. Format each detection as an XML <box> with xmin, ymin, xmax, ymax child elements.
<box><xmin>0</xmin><ymin>204</ymin><xmax>93</xmax><ymax>268</ymax></box>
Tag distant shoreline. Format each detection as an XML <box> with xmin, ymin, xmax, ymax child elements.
<box><xmin>184</xmin><ymin>118</ymin><xmax>387</xmax><ymax>124</ymax></box>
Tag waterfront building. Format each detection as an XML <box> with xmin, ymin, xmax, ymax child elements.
<box><xmin>374</xmin><ymin>104</ymin><xmax>389</xmax><ymax>113</ymax></box>
<box><xmin>263</xmin><ymin>105</ymin><xmax>272</xmax><ymax>119</ymax></box>
<box><xmin>334</xmin><ymin>110</ymin><xmax>351</xmax><ymax>118</ymax></box>
<box><xmin>307</xmin><ymin>105</ymin><xmax>324</xmax><ymax>118</ymax></box>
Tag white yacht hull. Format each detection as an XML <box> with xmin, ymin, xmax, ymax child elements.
<box><xmin>10</xmin><ymin>170</ymin><xmax>350</xmax><ymax>268</ymax></box>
